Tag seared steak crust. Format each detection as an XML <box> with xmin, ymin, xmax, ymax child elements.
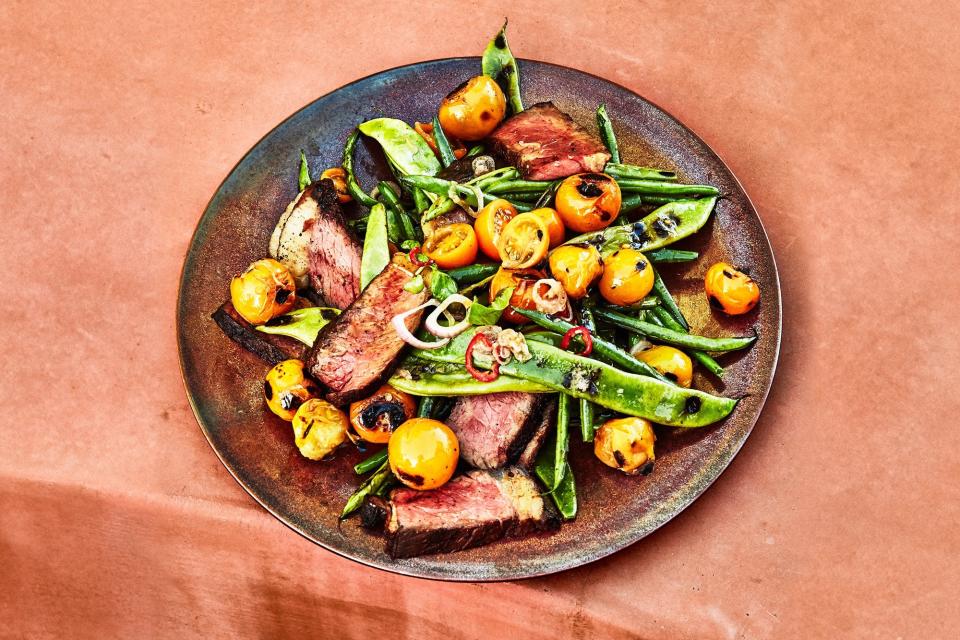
<box><xmin>212</xmin><ymin>301</ymin><xmax>307</xmax><ymax>365</ymax></box>
<box><xmin>486</xmin><ymin>102</ymin><xmax>611</xmax><ymax>181</ymax></box>
<box><xmin>305</xmin><ymin>253</ymin><xmax>428</xmax><ymax>406</ymax></box>
<box><xmin>307</xmin><ymin>179</ymin><xmax>362</xmax><ymax>309</ymax></box>
<box><xmin>366</xmin><ymin>468</ymin><xmax>557</xmax><ymax>558</ymax></box>
<box><xmin>517</xmin><ymin>395</ymin><xmax>557</xmax><ymax>469</ymax></box>
<box><xmin>446</xmin><ymin>392</ymin><xmax>549</xmax><ymax>469</ymax></box>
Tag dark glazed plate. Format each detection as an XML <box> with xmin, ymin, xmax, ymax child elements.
<box><xmin>177</xmin><ymin>58</ymin><xmax>780</xmax><ymax>581</ymax></box>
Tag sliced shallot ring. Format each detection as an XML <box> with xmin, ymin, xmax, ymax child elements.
<box><xmin>425</xmin><ymin>294</ymin><xmax>473</xmax><ymax>338</ymax></box>
<box><xmin>531</xmin><ymin>278</ymin><xmax>567</xmax><ymax>315</ymax></box>
<box><xmin>391</xmin><ymin>300</ymin><xmax>449</xmax><ymax>349</ymax></box>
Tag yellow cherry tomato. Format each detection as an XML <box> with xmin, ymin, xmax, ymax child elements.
<box><xmin>704</xmin><ymin>262</ymin><xmax>760</xmax><ymax>315</ymax></box>
<box><xmin>529</xmin><ymin>207</ymin><xmax>566</xmax><ymax>247</ymax></box>
<box><xmin>637</xmin><ymin>346</ymin><xmax>693</xmax><ymax>387</ymax></box>
<box><xmin>474</xmin><ymin>198</ymin><xmax>518</xmax><ymax>260</ymax></box>
<box><xmin>489</xmin><ymin>267</ymin><xmax>547</xmax><ymax>324</ymax></box>
<box><xmin>555</xmin><ymin>173</ymin><xmax>621</xmax><ymax>233</ymax></box>
<box><xmin>348</xmin><ymin>385</ymin><xmax>417</xmax><ymax>444</ymax></box>
<box><xmin>497</xmin><ymin>212</ymin><xmax>550</xmax><ymax>269</ymax></box>
<box><xmin>388</xmin><ymin>418</ymin><xmax>460</xmax><ymax>490</ymax></box>
<box><xmin>422</xmin><ymin>223</ymin><xmax>479</xmax><ymax>269</ymax></box>
<box><xmin>230</xmin><ymin>258</ymin><xmax>297</xmax><ymax>325</ymax></box>
<box><xmin>319</xmin><ymin>167</ymin><xmax>352</xmax><ymax>204</ymax></box>
<box><xmin>438</xmin><ymin>75</ymin><xmax>507</xmax><ymax>141</ymax></box>
<box><xmin>594</xmin><ymin>417</ymin><xmax>656</xmax><ymax>475</ymax></box>
<box><xmin>548</xmin><ymin>244</ymin><xmax>603</xmax><ymax>299</ymax></box>
<box><xmin>599</xmin><ymin>248</ymin><xmax>654</xmax><ymax>306</ymax></box>
<box><xmin>291</xmin><ymin>398</ymin><xmax>349</xmax><ymax>460</ymax></box>
<box><xmin>264</xmin><ymin>359</ymin><xmax>320</xmax><ymax>421</ymax></box>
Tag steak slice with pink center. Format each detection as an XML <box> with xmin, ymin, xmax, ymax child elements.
<box><xmin>446</xmin><ymin>392</ymin><xmax>549</xmax><ymax>469</ymax></box>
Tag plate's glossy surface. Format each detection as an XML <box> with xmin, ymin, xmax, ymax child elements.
<box><xmin>177</xmin><ymin>58</ymin><xmax>780</xmax><ymax>581</ymax></box>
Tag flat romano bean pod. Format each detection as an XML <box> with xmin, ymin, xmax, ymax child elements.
<box><xmin>565</xmin><ymin>198</ymin><xmax>718</xmax><ymax>256</ymax></box>
<box><xmin>412</xmin><ymin>329</ymin><xmax>738</xmax><ymax>427</ymax></box>
<box><xmin>595</xmin><ymin>308</ymin><xmax>755</xmax><ymax>353</ymax></box>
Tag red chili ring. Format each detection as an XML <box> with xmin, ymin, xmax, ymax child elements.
<box><xmin>465</xmin><ymin>332</ymin><xmax>500</xmax><ymax>382</ymax></box>
<box><xmin>560</xmin><ymin>326</ymin><xmax>593</xmax><ymax>356</ymax></box>
<box><xmin>408</xmin><ymin>246</ymin><xmax>434</xmax><ymax>267</ymax></box>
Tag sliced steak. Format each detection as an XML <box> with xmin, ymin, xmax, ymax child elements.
<box><xmin>305</xmin><ymin>253</ymin><xmax>428</xmax><ymax>405</ymax></box>
<box><xmin>446</xmin><ymin>392</ymin><xmax>549</xmax><ymax>469</ymax></box>
<box><xmin>517</xmin><ymin>395</ymin><xmax>556</xmax><ymax>469</ymax></box>
<box><xmin>363</xmin><ymin>467</ymin><xmax>558</xmax><ymax>558</ymax></box>
<box><xmin>212</xmin><ymin>300</ymin><xmax>307</xmax><ymax>365</ymax></box>
<box><xmin>486</xmin><ymin>102</ymin><xmax>611</xmax><ymax>181</ymax></box>
<box><xmin>305</xmin><ymin>180</ymin><xmax>362</xmax><ymax>309</ymax></box>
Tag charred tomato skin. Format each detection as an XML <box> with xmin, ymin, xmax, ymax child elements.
<box><xmin>319</xmin><ymin>167</ymin><xmax>352</xmax><ymax>203</ymax></box>
<box><xmin>438</xmin><ymin>75</ymin><xmax>507</xmax><ymax>141</ymax></box>
<box><xmin>599</xmin><ymin>248</ymin><xmax>654</xmax><ymax>306</ymax></box>
<box><xmin>594</xmin><ymin>417</ymin><xmax>656</xmax><ymax>475</ymax></box>
<box><xmin>636</xmin><ymin>345</ymin><xmax>693</xmax><ymax>388</ymax></box>
<box><xmin>528</xmin><ymin>207</ymin><xmax>566</xmax><ymax>248</ymax></box>
<box><xmin>704</xmin><ymin>262</ymin><xmax>760</xmax><ymax>315</ymax></box>
<box><xmin>264</xmin><ymin>359</ymin><xmax>320</xmax><ymax>421</ymax></box>
<box><xmin>548</xmin><ymin>244</ymin><xmax>603</xmax><ymax>299</ymax></box>
<box><xmin>230</xmin><ymin>258</ymin><xmax>297</xmax><ymax>325</ymax></box>
<box><xmin>348</xmin><ymin>384</ymin><xmax>417</xmax><ymax>444</ymax></box>
<box><xmin>555</xmin><ymin>173</ymin><xmax>621</xmax><ymax>233</ymax></box>
<box><xmin>291</xmin><ymin>398</ymin><xmax>349</xmax><ymax>460</ymax></box>
<box><xmin>388</xmin><ymin>418</ymin><xmax>460</xmax><ymax>490</ymax></box>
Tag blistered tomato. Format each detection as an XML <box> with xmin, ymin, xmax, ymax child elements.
<box><xmin>594</xmin><ymin>417</ymin><xmax>656</xmax><ymax>475</ymax></box>
<box><xmin>291</xmin><ymin>398</ymin><xmax>349</xmax><ymax>459</ymax></box>
<box><xmin>637</xmin><ymin>345</ymin><xmax>693</xmax><ymax>387</ymax></box>
<box><xmin>490</xmin><ymin>266</ymin><xmax>546</xmax><ymax>323</ymax></box>
<box><xmin>554</xmin><ymin>173</ymin><xmax>621</xmax><ymax>233</ymax></box>
<box><xmin>528</xmin><ymin>207</ymin><xmax>566</xmax><ymax>248</ymax></box>
<box><xmin>388</xmin><ymin>418</ymin><xmax>460</xmax><ymax>490</ymax></box>
<box><xmin>438</xmin><ymin>75</ymin><xmax>507</xmax><ymax>141</ymax></box>
<box><xmin>264</xmin><ymin>359</ymin><xmax>320</xmax><ymax>421</ymax></box>
<box><xmin>230</xmin><ymin>258</ymin><xmax>297</xmax><ymax>325</ymax></box>
<box><xmin>319</xmin><ymin>167</ymin><xmax>352</xmax><ymax>203</ymax></box>
<box><xmin>497</xmin><ymin>212</ymin><xmax>550</xmax><ymax>269</ymax></box>
<box><xmin>548</xmin><ymin>244</ymin><xmax>603</xmax><ymax>299</ymax></box>
<box><xmin>704</xmin><ymin>262</ymin><xmax>760</xmax><ymax>315</ymax></box>
<box><xmin>348</xmin><ymin>385</ymin><xmax>417</xmax><ymax>444</ymax></box>
<box><xmin>598</xmin><ymin>249</ymin><xmax>654</xmax><ymax>306</ymax></box>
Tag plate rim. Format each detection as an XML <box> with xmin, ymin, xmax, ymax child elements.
<box><xmin>176</xmin><ymin>56</ymin><xmax>782</xmax><ymax>582</ymax></box>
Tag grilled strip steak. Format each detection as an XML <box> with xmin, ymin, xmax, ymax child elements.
<box><xmin>305</xmin><ymin>180</ymin><xmax>362</xmax><ymax>309</ymax></box>
<box><xmin>305</xmin><ymin>253</ymin><xmax>428</xmax><ymax>405</ymax></box>
<box><xmin>362</xmin><ymin>467</ymin><xmax>559</xmax><ymax>558</ymax></box>
<box><xmin>211</xmin><ymin>301</ymin><xmax>307</xmax><ymax>365</ymax></box>
<box><xmin>517</xmin><ymin>395</ymin><xmax>556</xmax><ymax>468</ymax></box>
<box><xmin>446</xmin><ymin>392</ymin><xmax>548</xmax><ymax>469</ymax></box>
<box><xmin>486</xmin><ymin>102</ymin><xmax>611</xmax><ymax>181</ymax></box>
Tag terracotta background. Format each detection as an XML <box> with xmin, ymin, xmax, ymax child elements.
<box><xmin>2</xmin><ymin>1</ymin><xmax>958</xmax><ymax>638</ymax></box>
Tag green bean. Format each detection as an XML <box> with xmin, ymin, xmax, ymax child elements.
<box><xmin>417</xmin><ymin>396</ymin><xmax>436</xmax><ymax>418</ymax></box>
<box><xmin>650</xmin><ymin>306</ymin><xmax>724</xmax><ymax>377</ymax></box>
<box><xmin>378</xmin><ymin>181</ymin><xmax>405</xmax><ymax>243</ymax></box>
<box><xmin>298</xmin><ymin>149</ymin><xmax>312</xmax><ymax>191</ymax></box>
<box><xmin>620</xmin><ymin>193</ymin><xmax>645</xmax><ymax>214</ymax></box>
<box><xmin>565</xmin><ymin>198</ymin><xmax>717</xmax><ymax>256</ymax></box>
<box><xmin>511</xmin><ymin>308</ymin><xmax>672</xmax><ymax>383</ymax></box>
<box><xmin>652</xmin><ymin>269</ymin><xmax>689</xmax><ymax>330</ymax></box>
<box><xmin>343</xmin><ymin>130</ymin><xmax>378</xmax><ymax>208</ymax></box>
<box><xmin>469</xmin><ymin>166</ymin><xmax>518</xmax><ymax>188</ymax></box>
<box><xmin>596</xmin><ymin>104</ymin><xmax>621</xmax><ymax>164</ymax></box>
<box><xmin>615</xmin><ymin>179</ymin><xmax>719</xmax><ymax>198</ymax></box>
<box><xmin>552</xmin><ymin>394</ymin><xmax>571</xmax><ymax>490</ymax></box>
<box><xmin>412</xmin><ymin>328</ymin><xmax>737</xmax><ymax>427</ymax></box>
<box><xmin>495</xmin><ymin>192</ymin><xmax>540</xmax><ymax>203</ymax></box>
<box><xmin>341</xmin><ymin>460</ymin><xmax>393</xmax><ymax>519</ymax></box>
<box><xmin>605</xmin><ymin>163</ymin><xmax>677</xmax><ymax>181</ymax></box>
<box><xmin>412</xmin><ymin>186</ymin><xmax>430</xmax><ymax>214</ymax></box>
<box><xmin>466</xmin><ymin>144</ymin><xmax>485</xmax><ymax>157</ymax></box>
<box><xmin>580</xmin><ymin>398</ymin><xmax>595</xmax><ymax>442</ymax></box>
<box><xmin>459</xmin><ymin>274</ymin><xmax>495</xmax><ymax>296</ymax></box>
<box><xmin>431</xmin><ymin>115</ymin><xmax>457</xmax><ymax>168</ymax></box>
<box><xmin>642</xmin><ymin>195</ymin><xmax>678</xmax><ymax>205</ymax></box>
<box><xmin>648</xmin><ymin>249</ymin><xmax>699</xmax><ymax>264</ymax></box>
<box><xmin>486</xmin><ymin>180</ymin><xmax>552</xmax><ymax>194</ymax></box>
<box><xmin>533</xmin><ymin>180</ymin><xmax>561</xmax><ymax>208</ymax></box>
<box><xmin>594</xmin><ymin>308</ymin><xmax>755</xmax><ymax>352</ymax></box>
<box><xmin>354</xmin><ymin>449</ymin><xmax>388</xmax><ymax>475</ymax></box>
<box><xmin>447</xmin><ymin>263</ymin><xmax>500</xmax><ymax>285</ymax></box>
<box><xmin>534</xmin><ymin>433</ymin><xmax>576</xmax><ymax>519</ymax></box>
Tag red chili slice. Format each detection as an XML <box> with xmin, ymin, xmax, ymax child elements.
<box><xmin>408</xmin><ymin>246</ymin><xmax>434</xmax><ymax>267</ymax></box>
<box><xmin>465</xmin><ymin>332</ymin><xmax>500</xmax><ymax>382</ymax></box>
<box><xmin>560</xmin><ymin>326</ymin><xmax>593</xmax><ymax>356</ymax></box>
